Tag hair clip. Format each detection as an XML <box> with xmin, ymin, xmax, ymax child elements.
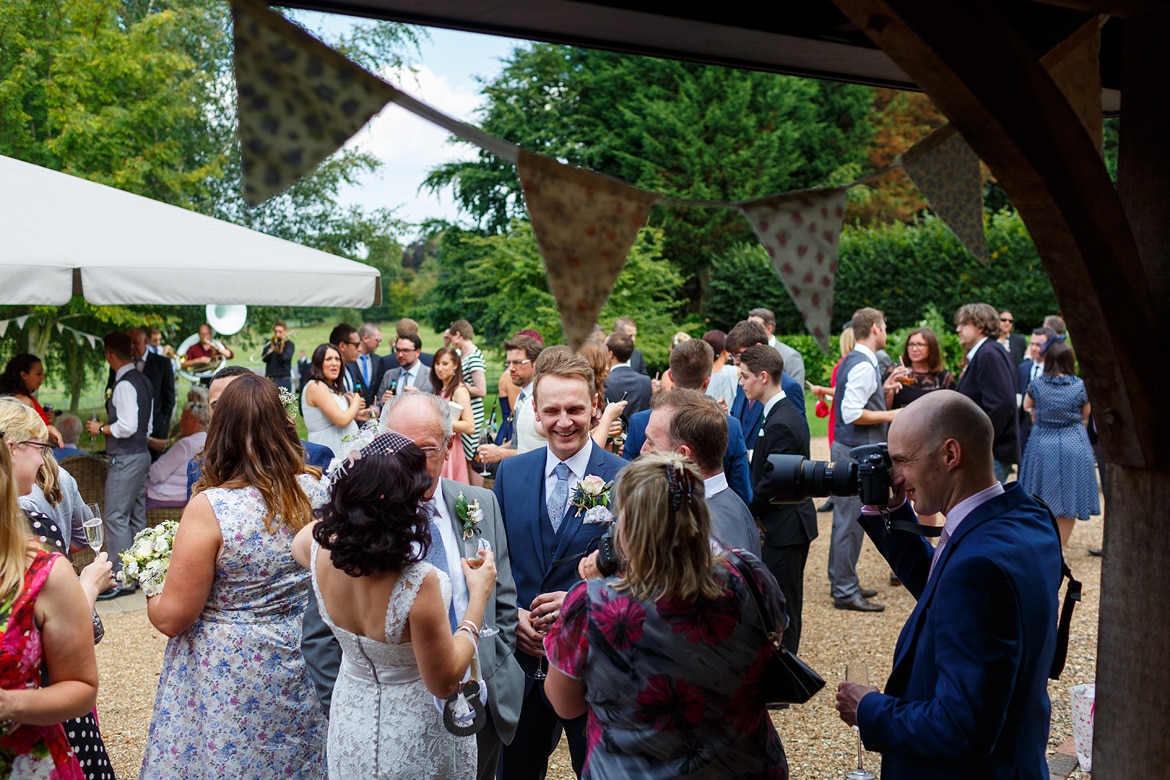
<box><xmin>665</xmin><ymin>461</ymin><xmax>694</xmax><ymax>513</ymax></box>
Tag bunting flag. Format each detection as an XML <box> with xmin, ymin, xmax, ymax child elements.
<box><xmin>516</xmin><ymin>151</ymin><xmax>661</xmax><ymax>350</ymax></box>
<box><xmin>740</xmin><ymin>188</ymin><xmax>848</xmax><ymax>352</ymax></box>
<box><xmin>899</xmin><ymin>129</ymin><xmax>990</xmax><ymax>265</ymax></box>
<box><xmin>1046</xmin><ymin>21</ymin><xmax>1102</xmax><ymax>154</ymax></box>
<box><xmin>230</xmin><ymin>0</ymin><xmax>399</xmax><ymax>206</ymax></box>
<box><xmin>0</xmin><ymin>321</ymin><xmax>7</xmax><ymax>338</ymax></box>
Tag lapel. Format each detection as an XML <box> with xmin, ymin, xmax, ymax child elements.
<box><xmin>440</xmin><ymin>480</ymin><xmax>466</xmax><ymax>549</ymax></box>
<box><xmin>526</xmin><ymin>454</ymin><xmax>551</xmax><ymax>574</ymax></box>
<box><xmin>888</xmin><ymin>486</ymin><xmax>1023</xmax><ymax>679</ymax></box>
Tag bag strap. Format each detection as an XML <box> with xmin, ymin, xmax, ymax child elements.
<box><xmin>1031</xmin><ymin>494</ymin><xmax>1081</xmax><ymax>680</ymax></box>
<box><xmin>726</xmin><ymin>553</ymin><xmax>782</xmax><ymax>648</ymax></box>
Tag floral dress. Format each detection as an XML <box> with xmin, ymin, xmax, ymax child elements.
<box><xmin>0</xmin><ymin>550</ymin><xmax>84</xmax><ymax>779</ymax></box>
<box><xmin>140</xmin><ymin>475</ymin><xmax>329</xmax><ymax>779</ymax></box>
<box><xmin>545</xmin><ymin>552</ymin><xmax>788</xmax><ymax>779</ymax></box>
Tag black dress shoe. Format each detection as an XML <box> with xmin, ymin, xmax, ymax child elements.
<box><xmin>96</xmin><ymin>585</ymin><xmax>124</xmax><ymax>601</ymax></box>
<box><xmin>834</xmin><ymin>595</ymin><xmax>885</xmax><ymax>612</ymax></box>
<box><xmin>817</xmin><ymin>499</ymin><xmax>834</xmax><ymax>512</ymax></box>
<box><xmin>1088</xmin><ymin>548</ymin><xmax>1103</xmax><ymax>557</ymax></box>
<box><xmin>859</xmin><ymin>587</ymin><xmax>878</xmax><ymax>599</ymax></box>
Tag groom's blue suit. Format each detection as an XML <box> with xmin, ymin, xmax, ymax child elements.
<box><xmin>856</xmin><ymin>482</ymin><xmax>1061</xmax><ymax>779</ymax></box>
<box><xmin>494</xmin><ymin>439</ymin><xmax>626</xmax><ymax>779</ymax></box>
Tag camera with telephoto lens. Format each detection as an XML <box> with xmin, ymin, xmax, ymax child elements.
<box><xmin>762</xmin><ymin>443</ymin><xmax>893</xmax><ymax>507</ymax></box>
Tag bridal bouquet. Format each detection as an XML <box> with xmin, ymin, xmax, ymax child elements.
<box><xmin>116</xmin><ymin>520</ymin><xmax>179</xmax><ymax>597</ymax></box>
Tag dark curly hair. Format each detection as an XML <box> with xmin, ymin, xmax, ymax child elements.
<box><xmin>313</xmin><ymin>449</ymin><xmax>434</xmax><ymax>577</ymax></box>
<box><xmin>0</xmin><ymin>354</ymin><xmax>41</xmax><ymax>396</ymax></box>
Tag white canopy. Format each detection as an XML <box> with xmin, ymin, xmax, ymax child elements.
<box><xmin>0</xmin><ymin>154</ymin><xmax>381</xmax><ymax>308</ymax></box>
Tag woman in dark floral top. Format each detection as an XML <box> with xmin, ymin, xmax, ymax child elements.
<box><xmin>884</xmin><ymin>326</ymin><xmax>955</xmax><ymax>410</ymax></box>
<box><xmin>543</xmin><ymin>452</ymin><xmax>789</xmax><ymax>778</ymax></box>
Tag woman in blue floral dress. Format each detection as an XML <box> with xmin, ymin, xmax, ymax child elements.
<box><xmin>543</xmin><ymin>452</ymin><xmax>789</xmax><ymax>778</ymax></box>
<box><xmin>1019</xmin><ymin>340</ymin><xmax>1099</xmax><ymax>549</ymax></box>
<box><xmin>140</xmin><ymin>375</ymin><xmax>328</xmax><ymax>779</ymax></box>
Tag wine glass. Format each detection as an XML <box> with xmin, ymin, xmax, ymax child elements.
<box><xmin>527</xmin><ymin>609</ymin><xmax>550</xmax><ymax>680</ymax></box>
<box><xmin>844</xmin><ymin>663</ymin><xmax>876</xmax><ymax>780</ymax></box>
<box><xmin>462</xmin><ymin>537</ymin><xmax>499</xmax><ymax>638</ymax></box>
<box><xmin>477</xmin><ymin>404</ymin><xmax>497</xmax><ymax>477</ymax></box>
<box><xmin>83</xmin><ymin>503</ymin><xmax>104</xmax><ymax>554</ymax></box>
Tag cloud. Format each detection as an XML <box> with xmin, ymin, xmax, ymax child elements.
<box><xmin>339</xmin><ymin>64</ymin><xmax>486</xmax><ymax>228</ymax></box>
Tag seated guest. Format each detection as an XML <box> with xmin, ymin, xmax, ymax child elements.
<box><xmin>52</xmin><ymin>413</ymin><xmax>86</xmax><ymax>461</ymax></box>
<box><xmin>147</xmin><ymin>401</ymin><xmax>208</xmax><ymax>508</ymax></box>
<box><xmin>181</xmin><ymin>322</ymin><xmax>234</xmax><ymax>373</ymax></box>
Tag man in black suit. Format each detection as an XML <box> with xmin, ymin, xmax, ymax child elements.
<box><xmin>614</xmin><ymin>316</ymin><xmax>648</xmax><ymax>375</ymax></box>
<box><xmin>955</xmin><ymin>303</ymin><xmax>1020</xmax><ymax>484</ymax></box>
<box><xmin>998</xmin><ymin>310</ymin><xmax>1027</xmax><ymax>364</ymax></box>
<box><xmin>602</xmin><ymin>330</ymin><xmax>652</xmax><ymax>424</ymax></box>
<box><xmin>328</xmin><ymin>323</ymin><xmax>372</xmax><ymax>423</ymax></box>
<box><xmin>1016</xmin><ymin>327</ymin><xmax>1053</xmax><ymax>456</ymax></box>
<box><xmin>113</xmin><ymin>328</ymin><xmax>175</xmax><ymax>460</ymax></box>
<box><xmin>353</xmin><ymin>322</ymin><xmax>383</xmax><ymax>406</ymax></box>
<box><xmin>739</xmin><ymin>345</ymin><xmax>818</xmax><ymax>654</ymax></box>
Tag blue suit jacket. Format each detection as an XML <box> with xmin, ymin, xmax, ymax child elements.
<box><xmin>621</xmin><ymin>409</ymin><xmax>752</xmax><ymax>504</ymax></box>
<box><xmin>856</xmin><ymin>483</ymin><xmax>1061</xmax><ymax>779</ymax></box>
<box><xmin>729</xmin><ymin>373</ymin><xmax>806</xmax><ymax>441</ymax></box>
<box><xmin>494</xmin><ymin>441</ymin><xmax>626</xmax><ymax>672</ymax></box>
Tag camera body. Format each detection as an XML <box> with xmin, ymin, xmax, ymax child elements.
<box><xmin>763</xmin><ymin>442</ymin><xmax>893</xmax><ymax>507</ymax></box>
<box><xmin>596</xmin><ymin>527</ymin><xmax>622</xmax><ymax>577</ymax></box>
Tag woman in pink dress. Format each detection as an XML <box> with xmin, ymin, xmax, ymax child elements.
<box><xmin>428</xmin><ymin>348</ymin><xmax>475</xmax><ymax>485</ymax></box>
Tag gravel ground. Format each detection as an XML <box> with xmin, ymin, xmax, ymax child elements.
<box><xmin>96</xmin><ymin>437</ymin><xmax>1102</xmax><ymax>779</ymax></box>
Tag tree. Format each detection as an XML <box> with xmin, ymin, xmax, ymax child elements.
<box><xmin>0</xmin><ymin>0</ymin><xmax>419</xmax><ymax>410</ymax></box>
<box><xmin>424</xmin><ymin>44</ymin><xmax>875</xmax><ymax>309</ymax></box>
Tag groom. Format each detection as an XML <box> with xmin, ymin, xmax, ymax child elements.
<box><xmin>301</xmin><ymin>392</ymin><xmax>524</xmax><ymax>780</ymax></box>
<box><xmin>494</xmin><ymin>349</ymin><xmax>627</xmax><ymax>779</ymax></box>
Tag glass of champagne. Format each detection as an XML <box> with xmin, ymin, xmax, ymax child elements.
<box><xmin>527</xmin><ymin>605</ymin><xmax>550</xmax><ymax>681</ymax></box>
<box><xmin>463</xmin><ymin>537</ymin><xmax>499</xmax><ymax>637</ymax></box>
<box><xmin>83</xmin><ymin>503</ymin><xmax>104</xmax><ymax>554</ymax></box>
<box><xmin>844</xmin><ymin>663</ymin><xmax>876</xmax><ymax>780</ymax></box>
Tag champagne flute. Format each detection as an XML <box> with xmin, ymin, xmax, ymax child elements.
<box><xmin>462</xmin><ymin>537</ymin><xmax>500</xmax><ymax>637</ymax></box>
<box><xmin>527</xmin><ymin>609</ymin><xmax>549</xmax><ymax>680</ymax></box>
<box><xmin>83</xmin><ymin>503</ymin><xmax>104</xmax><ymax>554</ymax></box>
<box><xmin>477</xmin><ymin>404</ymin><xmax>497</xmax><ymax>477</ymax></box>
<box><xmin>844</xmin><ymin>663</ymin><xmax>876</xmax><ymax>780</ymax></box>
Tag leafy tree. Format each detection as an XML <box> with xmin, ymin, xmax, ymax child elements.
<box><xmin>424</xmin><ymin>44</ymin><xmax>875</xmax><ymax>309</ymax></box>
<box><xmin>421</xmin><ymin>222</ymin><xmax>695</xmax><ymax>372</ymax></box>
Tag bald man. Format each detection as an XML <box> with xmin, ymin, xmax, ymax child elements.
<box><xmin>835</xmin><ymin>390</ymin><xmax>1062</xmax><ymax>780</ymax></box>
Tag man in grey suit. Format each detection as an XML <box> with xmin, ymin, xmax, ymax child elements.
<box><xmin>301</xmin><ymin>393</ymin><xmax>523</xmax><ymax>780</ymax></box>
<box><xmin>641</xmin><ymin>388</ymin><xmax>761</xmax><ymax>557</ymax></box>
<box><xmin>372</xmin><ymin>332</ymin><xmax>434</xmax><ymax>416</ymax></box>
<box><xmin>602</xmin><ymin>330</ymin><xmax>652</xmax><ymax>424</ymax></box>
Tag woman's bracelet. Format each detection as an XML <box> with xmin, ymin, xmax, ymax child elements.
<box><xmin>459</xmin><ymin>619</ymin><xmax>480</xmax><ymax>638</ymax></box>
<box><xmin>455</xmin><ymin>625</ymin><xmax>478</xmax><ymax>648</ymax></box>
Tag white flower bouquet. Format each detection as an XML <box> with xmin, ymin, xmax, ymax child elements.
<box><xmin>116</xmin><ymin>520</ymin><xmax>178</xmax><ymax>597</ymax></box>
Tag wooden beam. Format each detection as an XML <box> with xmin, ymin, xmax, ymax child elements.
<box><xmin>830</xmin><ymin>0</ymin><xmax>1161</xmax><ymax>468</ymax></box>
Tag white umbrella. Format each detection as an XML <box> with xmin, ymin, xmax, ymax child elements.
<box><xmin>0</xmin><ymin>154</ymin><xmax>380</xmax><ymax>308</ymax></box>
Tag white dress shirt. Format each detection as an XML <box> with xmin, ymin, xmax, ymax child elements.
<box><xmin>840</xmin><ymin>345</ymin><xmax>880</xmax><ymax>425</ymax></box>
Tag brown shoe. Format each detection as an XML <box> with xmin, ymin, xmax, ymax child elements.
<box><xmin>834</xmin><ymin>595</ymin><xmax>885</xmax><ymax>612</ymax></box>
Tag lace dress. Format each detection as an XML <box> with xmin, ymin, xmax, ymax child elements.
<box><xmin>311</xmin><ymin>546</ymin><xmax>476</xmax><ymax>778</ymax></box>
<box><xmin>140</xmin><ymin>475</ymin><xmax>329</xmax><ymax>779</ymax></box>
<box><xmin>301</xmin><ymin>380</ymin><xmax>359</xmax><ymax>458</ymax></box>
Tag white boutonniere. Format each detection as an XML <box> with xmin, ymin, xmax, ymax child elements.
<box><xmin>456</xmin><ymin>491</ymin><xmax>484</xmax><ymax>540</ymax></box>
<box><xmin>104</xmin><ymin>388</ymin><xmax>112</xmax><ymax>402</ymax></box>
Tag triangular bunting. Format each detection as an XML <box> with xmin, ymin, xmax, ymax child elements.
<box><xmin>741</xmin><ymin>189</ymin><xmax>848</xmax><ymax>353</ymax></box>
<box><xmin>86</xmin><ymin>335</ymin><xmax>97</xmax><ymax>350</ymax></box>
<box><xmin>14</xmin><ymin>315</ymin><xmax>28</xmax><ymax>329</ymax></box>
<box><xmin>55</xmin><ymin>322</ymin><xmax>64</xmax><ymax>334</ymax></box>
<box><xmin>1047</xmin><ymin>22</ymin><xmax>1102</xmax><ymax>155</ymax></box>
<box><xmin>0</xmin><ymin>320</ymin><xmax>8</xmax><ymax>339</ymax></box>
<box><xmin>516</xmin><ymin>150</ymin><xmax>661</xmax><ymax>350</ymax></box>
<box><xmin>230</xmin><ymin>0</ymin><xmax>399</xmax><ymax>207</ymax></box>
<box><xmin>900</xmin><ymin>130</ymin><xmax>990</xmax><ymax>265</ymax></box>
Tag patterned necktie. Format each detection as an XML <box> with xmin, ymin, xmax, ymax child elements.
<box><xmin>512</xmin><ymin>390</ymin><xmax>525</xmax><ymax>447</ymax></box>
<box><xmin>401</xmin><ymin>368</ymin><xmax>411</xmax><ymax>388</ymax></box>
<box><xmin>424</xmin><ymin>513</ymin><xmax>458</xmax><ymax>630</ymax></box>
<box><xmin>547</xmin><ymin>462</ymin><xmax>570</xmax><ymax>533</ymax></box>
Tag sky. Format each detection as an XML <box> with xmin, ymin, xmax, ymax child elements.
<box><xmin>298</xmin><ymin>13</ymin><xmax>525</xmax><ymax>239</ymax></box>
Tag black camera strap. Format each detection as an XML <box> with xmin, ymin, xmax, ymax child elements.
<box><xmin>879</xmin><ymin>505</ymin><xmax>943</xmax><ymax>537</ymax></box>
<box><xmin>1031</xmin><ymin>495</ymin><xmax>1081</xmax><ymax>680</ymax></box>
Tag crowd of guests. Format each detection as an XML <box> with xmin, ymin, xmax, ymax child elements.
<box><xmin>0</xmin><ymin>302</ymin><xmax>1097</xmax><ymax>779</ymax></box>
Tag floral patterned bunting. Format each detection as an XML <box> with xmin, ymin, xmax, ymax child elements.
<box><xmin>517</xmin><ymin>151</ymin><xmax>661</xmax><ymax>350</ymax></box>
<box><xmin>230</xmin><ymin>0</ymin><xmax>399</xmax><ymax>206</ymax></box>
<box><xmin>900</xmin><ymin>128</ymin><xmax>990</xmax><ymax>266</ymax></box>
<box><xmin>740</xmin><ymin>188</ymin><xmax>848</xmax><ymax>353</ymax></box>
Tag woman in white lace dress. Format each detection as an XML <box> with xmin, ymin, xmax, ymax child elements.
<box><xmin>142</xmin><ymin>375</ymin><xmax>328</xmax><ymax>778</ymax></box>
<box><xmin>292</xmin><ymin>432</ymin><xmax>496</xmax><ymax>778</ymax></box>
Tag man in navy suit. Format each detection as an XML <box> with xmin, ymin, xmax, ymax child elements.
<box><xmin>954</xmin><ymin>303</ymin><xmax>1020</xmax><ymax>483</ymax></box>
<box><xmin>1015</xmin><ymin>327</ymin><xmax>1053</xmax><ymax>456</ymax></box>
<box><xmin>602</xmin><ymin>330</ymin><xmax>652</xmax><ymax>425</ymax></box>
<box><xmin>494</xmin><ymin>350</ymin><xmax>627</xmax><ymax>779</ymax></box>
<box><xmin>740</xmin><ymin>345</ymin><xmax>818</xmax><ymax>654</ymax></box>
<box><xmin>622</xmin><ymin>338</ymin><xmax>752</xmax><ymax>503</ymax></box>
<box><xmin>353</xmin><ymin>322</ymin><xmax>383</xmax><ymax>406</ymax></box>
<box><xmin>725</xmin><ymin>319</ymin><xmax>805</xmax><ymax>445</ymax></box>
<box><xmin>837</xmin><ymin>390</ymin><xmax>1061</xmax><ymax>780</ymax></box>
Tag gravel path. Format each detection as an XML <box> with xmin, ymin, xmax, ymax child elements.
<box><xmin>96</xmin><ymin>437</ymin><xmax>1101</xmax><ymax>779</ymax></box>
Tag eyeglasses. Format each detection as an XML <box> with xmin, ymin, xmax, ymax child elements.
<box><xmin>906</xmin><ymin>342</ymin><xmax>928</xmax><ymax>349</ymax></box>
<box><xmin>504</xmin><ymin>359</ymin><xmax>532</xmax><ymax>368</ymax></box>
<box><xmin>999</xmin><ymin>317</ymin><xmax>1013</xmax><ymax>323</ymax></box>
<box><xmin>417</xmin><ymin>445</ymin><xmax>445</xmax><ymax>460</ymax></box>
<box><xmin>18</xmin><ymin>440</ymin><xmax>51</xmax><ymax>451</ymax></box>
<box><xmin>728</xmin><ymin>351</ymin><xmax>745</xmax><ymax>365</ymax></box>
<box><xmin>395</xmin><ymin>347</ymin><xmax>418</xmax><ymax>354</ymax></box>
<box><xmin>346</xmin><ymin>340</ymin><xmax>360</xmax><ymax>346</ymax></box>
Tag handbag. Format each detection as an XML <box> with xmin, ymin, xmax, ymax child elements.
<box><xmin>729</xmin><ymin>554</ymin><xmax>825</xmax><ymax>705</ymax></box>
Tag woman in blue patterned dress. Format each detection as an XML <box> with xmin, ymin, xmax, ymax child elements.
<box><xmin>1019</xmin><ymin>340</ymin><xmax>1099</xmax><ymax>548</ymax></box>
<box><xmin>543</xmin><ymin>452</ymin><xmax>789</xmax><ymax>778</ymax></box>
<box><xmin>141</xmin><ymin>374</ymin><xmax>328</xmax><ymax>778</ymax></box>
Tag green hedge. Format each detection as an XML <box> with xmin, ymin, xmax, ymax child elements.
<box><xmin>706</xmin><ymin>209</ymin><xmax>1059</xmax><ymax>354</ymax></box>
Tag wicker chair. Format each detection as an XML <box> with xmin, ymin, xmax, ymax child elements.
<box><xmin>58</xmin><ymin>454</ymin><xmax>109</xmax><ymax>571</ymax></box>
<box><xmin>146</xmin><ymin>505</ymin><xmax>185</xmax><ymax>527</ymax></box>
